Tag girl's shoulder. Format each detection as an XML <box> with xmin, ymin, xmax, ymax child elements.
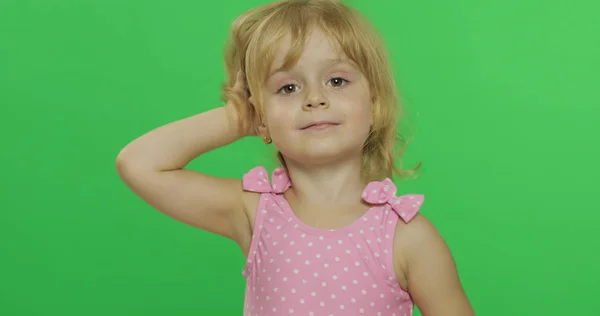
<box><xmin>392</xmin><ymin>212</ymin><xmax>464</xmax><ymax>296</ymax></box>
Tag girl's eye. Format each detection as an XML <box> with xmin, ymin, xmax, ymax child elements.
<box><xmin>278</xmin><ymin>84</ymin><xmax>299</xmax><ymax>94</ymax></box>
<box><xmin>328</xmin><ymin>77</ymin><xmax>348</xmax><ymax>87</ymax></box>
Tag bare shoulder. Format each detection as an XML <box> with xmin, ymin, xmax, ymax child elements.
<box><xmin>393</xmin><ymin>214</ymin><xmax>475</xmax><ymax>316</ymax></box>
<box><xmin>392</xmin><ymin>214</ymin><xmax>442</xmax><ymax>289</ymax></box>
<box><xmin>395</xmin><ymin>214</ymin><xmax>450</xmax><ymax>264</ymax></box>
<box><xmin>395</xmin><ymin>213</ymin><xmax>441</xmax><ymax>247</ymax></box>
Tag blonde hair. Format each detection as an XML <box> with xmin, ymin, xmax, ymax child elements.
<box><xmin>221</xmin><ymin>0</ymin><xmax>420</xmax><ymax>182</ymax></box>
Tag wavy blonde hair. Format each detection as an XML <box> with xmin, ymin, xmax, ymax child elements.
<box><xmin>221</xmin><ymin>0</ymin><xmax>420</xmax><ymax>182</ymax></box>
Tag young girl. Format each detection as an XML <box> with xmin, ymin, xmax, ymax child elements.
<box><xmin>116</xmin><ymin>1</ymin><xmax>475</xmax><ymax>315</ymax></box>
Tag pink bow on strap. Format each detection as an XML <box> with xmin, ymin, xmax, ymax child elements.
<box><xmin>361</xmin><ymin>178</ymin><xmax>424</xmax><ymax>223</ymax></box>
<box><xmin>242</xmin><ymin>166</ymin><xmax>291</xmax><ymax>194</ymax></box>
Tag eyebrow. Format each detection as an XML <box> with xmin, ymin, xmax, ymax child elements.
<box><xmin>269</xmin><ymin>58</ymin><xmax>354</xmax><ymax>77</ymax></box>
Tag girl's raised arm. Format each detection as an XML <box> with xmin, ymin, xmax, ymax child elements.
<box><xmin>116</xmin><ymin>74</ymin><xmax>256</xmax><ymax>252</ymax></box>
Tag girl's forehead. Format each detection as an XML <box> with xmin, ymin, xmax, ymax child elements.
<box><xmin>269</xmin><ymin>31</ymin><xmax>347</xmax><ymax>72</ymax></box>
<box><xmin>277</xmin><ymin>29</ymin><xmax>338</xmax><ymax>54</ymax></box>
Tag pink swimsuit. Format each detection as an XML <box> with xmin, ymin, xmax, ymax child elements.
<box><xmin>241</xmin><ymin>166</ymin><xmax>425</xmax><ymax>316</ymax></box>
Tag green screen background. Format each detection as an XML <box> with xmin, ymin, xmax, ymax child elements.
<box><xmin>1</xmin><ymin>0</ymin><xmax>598</xmax><ymax>315</ymax></box>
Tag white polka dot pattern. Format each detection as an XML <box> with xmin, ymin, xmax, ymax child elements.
<box><xmin>241</xmin><ymin>166</ymin><xmax>424</xmax><ymax>316</ymax></box>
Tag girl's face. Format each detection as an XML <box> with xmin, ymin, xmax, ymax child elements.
<box><xmin>258</xmin><ymin>28</ymin><xmax>373</xmax><ymax>167</ymax></box>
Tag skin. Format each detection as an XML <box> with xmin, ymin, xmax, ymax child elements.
<box><xmin>116</xmin><ymin>26</ymin><xmax>475</xmax><ymax>316</ymax></box>
<box><xmin>253</xmin><ymin>28</ymin><xmax>476</xmax><ymax>316</ymax></box>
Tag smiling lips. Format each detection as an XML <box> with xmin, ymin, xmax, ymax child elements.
<box><xmin>301</xmin><ymin>121</ymin><xmax>340</xmax><ymax>130</ymax></box>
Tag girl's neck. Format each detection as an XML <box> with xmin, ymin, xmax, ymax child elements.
<box><xmin>284</xmin><ymin>157</ymin><xmax>368</xmax><ymax>207</ymax></box>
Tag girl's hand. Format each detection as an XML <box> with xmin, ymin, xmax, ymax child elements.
<box><xmin>225</xmin><ymin>71</ymin><xmax>257</xmax><ymax>137</ymax></box>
